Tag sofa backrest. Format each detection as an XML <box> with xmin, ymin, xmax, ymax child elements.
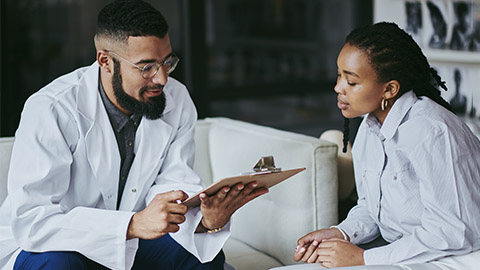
<box><xmin>1</xmin><ymin>118</ymin><xmax>339</xmax><ymax>266</ymax></box>
<box><xmin>0</xmin><ymin>137</ymin><xmax>15</xmax><ymax>204</ymax></box>
<box><xmin>193</xmin><ymin>117</ymin><xmax>339</xmax><ymax>265</ymax></box>
<box><xmin>193</xmin><ymin>119</ymin><xmax>213</xmax><ymax>186</ymax></box>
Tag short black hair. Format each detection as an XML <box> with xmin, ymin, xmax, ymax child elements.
<box><xmin>96</xmin><ymin>0</ymin><xmax>169</xmax><ymax>43</ymax></box>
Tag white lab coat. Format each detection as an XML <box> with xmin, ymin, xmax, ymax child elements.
<box><xmin>0</xmin><ymin>62</ymin><xmax>230</xmax><ymax>270</ymax></box>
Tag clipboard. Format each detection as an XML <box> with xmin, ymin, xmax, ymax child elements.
<box><xmin>183</xmin><ymin>156</ymin><xmax>305</xmax><ymax>208</ymax></box>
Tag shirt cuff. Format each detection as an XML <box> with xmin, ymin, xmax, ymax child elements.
<box><xmin>329</xmin><ymin>225</ymin><xmax>349</xmax><ymax>241</ymax></box>
<box><xmin>336</xmin><ymin>222</ymin><xmax>360</xmax><ymax>244</ymax></box>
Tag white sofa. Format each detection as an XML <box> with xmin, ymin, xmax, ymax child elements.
<box><xmin>0</xmin><ymin>117</ymin><xmax>340</xmax><ymax>270</ymax></box>
<box><xmin>0</xmin><ymin>137</ymin><xmax>14</xmax><ymax>203</ymax></box>
<box><xmin>194</xmin><ymin>118</ymin><xmax>339</xmax><ymax>269</ymax></box>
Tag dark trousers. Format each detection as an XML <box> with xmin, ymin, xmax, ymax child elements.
<box><xmin>14</xmin><ymin>234</ymin><xmax>225</xmax><ymax>270</ymax></box>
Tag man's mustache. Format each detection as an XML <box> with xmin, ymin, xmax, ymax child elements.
<box><xmin>140</xmin><ymin>84</ymin><xmax>164</xmax><ymax>95</ymax></box>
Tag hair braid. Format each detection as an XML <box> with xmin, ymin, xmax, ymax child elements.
<box><xmin>345</xmin><ymin>22</ymin><xmax>454</xmax><ymax>113</ymax></box>
<box><xmin>342</xmin><ymin>117</ymin><xmax>350</xmax><ymax>153</ymax></box>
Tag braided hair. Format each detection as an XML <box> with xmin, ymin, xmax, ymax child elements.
<box><xmin>341</xmin><ymin>22</ymin><xmax>453</xmax><ymax>152</ymax></box>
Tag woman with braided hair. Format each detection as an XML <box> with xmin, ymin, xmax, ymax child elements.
<box><xmin>283</xmin><ymin>22</ymin><xmax>480</xmax><ymax>270</ymax></box>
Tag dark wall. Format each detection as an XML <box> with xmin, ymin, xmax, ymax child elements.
<box><xmin>0</xmin><ymin>0</ymin><xmax>182</xmax><ymax>136</ymax></box>
<box><xmin>1</xmin><ymin>0</ymin><xmax>371</xmax><ymax>138</ymax></box>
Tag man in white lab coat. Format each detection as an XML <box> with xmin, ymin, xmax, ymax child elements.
<box><xmin>0</xmin><ymin>1</ymin><xmax>268</xmax><ymax>269</ymax></box>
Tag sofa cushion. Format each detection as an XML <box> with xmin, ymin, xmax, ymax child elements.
<box><xmin>194</xmin><ymin>120</ymin><xmax>213</xmax><ymax>186</ymax></box>
<box><xmin>203</xmin><ymin>117</ymin><xmax>338</xmax><ymax>266</ymax></box>
<box><xmin>0</xmin><ymin>137</ymin><xmax>15</xmax><ymax>204</ymax></box>
<box><xmin>224</xmin><ymin>237</ymin><xmax>283</xmax><ymax>270</ymax></box>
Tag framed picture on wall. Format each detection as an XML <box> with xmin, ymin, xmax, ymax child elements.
<box><xmin>471</xmin><ymin>2</ymin><xmax>480</xmax><ymax>51</ymax></box>
<box><xmin>449</xmin><ymin>1</ymin><xmax>474</xmax><ymax>51</ymax></box>
<box><xmin>433</xmin><ymin>63</ymin><xmax>479</xmax><ymax>116</ymax></box>
<box><xmin>405</xmin><ymin>1</ymin><xmax>424</xmax><ymax>44</ymax></box>
<box><xmin>376</xmin><ymin>0</ymin><xmax>480</xmax><ymax>122</ymax></box>
<box><xmin>425</xmin><ymin>0</ymin><xmax>450</xmax><ymax>49</ymax></box>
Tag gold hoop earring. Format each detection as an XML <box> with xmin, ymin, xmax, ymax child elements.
<box><xmin>381</xmin><ymin>98</ymin><xmax>388</xmax><ymax>111</ymax></box>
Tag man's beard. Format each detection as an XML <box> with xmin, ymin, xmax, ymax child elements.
<box><xmin>112</xmin><ymin>60</ymin><xmax>166</xmax><ymax>120</ymax></box>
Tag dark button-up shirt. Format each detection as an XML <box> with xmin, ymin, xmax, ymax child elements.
<box><xmin>98</xmin><ymin>79</ymin><xmax>142</xmax><ymax>209</ymax></box>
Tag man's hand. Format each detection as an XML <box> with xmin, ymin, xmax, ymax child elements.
<box><xmin>294</xmin><ymin>228</ymin><xmax>346</xmax><ymax>262</ymax></box>
<box><xmin>198</xmin><ymin>182</ymin><xmax>268</xmax><ymax>231</ymax></box>
<box><xmin>127</xmin><ymin>190</ymin><xmax>188</xmax><ymax>240</ymax></box>
<box><xmin>314</xmin><ymin>239</ymin><xmax>365</xmax><ymax>268</ymax></box>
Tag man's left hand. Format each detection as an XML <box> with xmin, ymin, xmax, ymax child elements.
<box><xmin>198</xmin><ymin>182</ymin><xmax>268</xmax><ymax>231</ymax></box>
<box><xmin>314</xmin><ymin>239</ymin><xmax>365</xmax><ymax>268</ymax></box>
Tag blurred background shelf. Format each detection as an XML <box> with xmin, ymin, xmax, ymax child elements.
<box><xmin>1</xmin><ymin>0</ymin><xmax>371</xmax><ymax>140</ymax></box>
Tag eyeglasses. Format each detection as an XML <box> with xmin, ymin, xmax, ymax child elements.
<box><xmin>107</xmin><ymin>50</ymin><xmax>180</xmax><ymax>79</ymax></box>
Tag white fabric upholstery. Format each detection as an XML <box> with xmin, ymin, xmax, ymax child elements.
<box><xmin>319</xmin><ymin>130</ymin><xmax>354</xmax><ymax>201</ymax></box>
<box><xmin>223</xmin><ymin>238</ymin><xmax>283</xmax><ymax>269</ymax></box>
<box><xmin>194</xmin><ymin>118</ymin><xmax>339</xmax><ymax>269</ymax></box>
<box><xmin>0</xmin><ymin>118</ymin><xmax>339</xmax><ymax>270</ymax></box>
<box><xmin>0</xmin><ymin>137</ymin><xmax>14</xmax><ymax>204</ymax></box>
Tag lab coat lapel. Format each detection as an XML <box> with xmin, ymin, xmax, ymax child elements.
<box><xmin>119</xmin><ymin>90</ymin><xmax>176</xmax><ymax>211</ymax></box>
<box><xmin>118</xmin><ymin>118</ymin><xmax>173</xmax><ymax>211</ymax></box>
<box><xmin>78</xmin><ymin>62</ymin><xmax>121</xmax><ymax>210</ymax></box>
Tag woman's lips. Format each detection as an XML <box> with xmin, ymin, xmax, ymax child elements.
<box><xmin>337</xmin><ymin>98</ymin><xmax>349</xmax><ymax>110</ymax></box>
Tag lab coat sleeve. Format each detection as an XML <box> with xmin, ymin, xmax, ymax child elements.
<box><xmin>144</xmin><ymin>87</ymin><xmax>230</xmax><ymax>263</ymax></box>
<box><xmin>364</xmin><ymin>124</ymin><xmax>480</xmax><ymax>264</ymax></box>
<box><xmin>8</xmin><ymin>95</ymin><xmax>135</xmax><ymax>270</ymax></box>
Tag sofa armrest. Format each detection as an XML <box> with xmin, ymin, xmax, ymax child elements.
<box><xmin>196</xmin><ymin>117</ymin><xmax>338</xmax><ymax>266</ymax></box>
<box><xmin>0</xmin><ymin>137</ymin><xmax>15</xmax><ymax>204</ymax></box>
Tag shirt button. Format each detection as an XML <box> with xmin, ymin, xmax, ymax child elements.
<box><xmin>131</xmin><ymin>188</ymin><xmax>137</xmax><ymax>193</ymax></box>
<box><xmin>353</xmin><ymin>233</ymin><xmax>358</xmax><ymax>238</ymax></box>
<box><xmin>128</xmin><ymin>141</ymin><xmax>133</xmax><ymax>147</ymax></box>
<box><xmin>393</xmin><ymin>176</ymin><xmax>397</xmax><ymax>181</ymax></box>
<box><xmin>107</xmin><ymin>194</ymin><xmax>112</xmax><ymax>199</ymax></box>
<box><xmin>376</xmin><ymin>203</ymin><xmax>379</xmax><ymax>208</ymax></box>
<box><xmin>121</xmin><ymin>176</ymin><xmax>126</xmax><ymax>181</ymax></box>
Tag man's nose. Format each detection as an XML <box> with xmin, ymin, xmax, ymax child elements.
<box><xmin>152</xmin><ymin>67</ymin><xmax>168</xmax><ymax>85</ymax></box>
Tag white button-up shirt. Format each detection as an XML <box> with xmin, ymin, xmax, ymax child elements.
<box><xmin>338</xmin><ymin>90</ymin><xmax>480</xmax><ymax>265</ymax></box>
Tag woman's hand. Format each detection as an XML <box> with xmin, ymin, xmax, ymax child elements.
<box><xmin>314</xmin><ymin>239</ymin><xmax>365</xmax><ymax>268</ymax></box>
<box><xmin>294</xmin><ymin>227</ymin><xmax>346</xmax><ymax>262</ymax></box>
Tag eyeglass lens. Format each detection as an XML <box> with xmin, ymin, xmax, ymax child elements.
<box><xmin>142</xmin><ymin>55</ymin><xmax>179</xmax><ymax>79</ymax></box>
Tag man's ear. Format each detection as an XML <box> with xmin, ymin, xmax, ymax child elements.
<box><xmin>97</xmin><ymin>50</ymin><xmax>113</xmax><ymax>73</ymax></box>
<box><xmin>384</xmin><ymin>80</ymin><xmax>401</xmax><ymax>99</ymax></box>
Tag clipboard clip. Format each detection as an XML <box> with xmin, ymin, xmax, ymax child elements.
<box><xmin>251</xmin><ymin>156</ymin><xmax>282</xmax><ymax>174</ymax></box>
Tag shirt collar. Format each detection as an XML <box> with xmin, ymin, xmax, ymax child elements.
<box><xmin>98</xmin><ymin>75</ymin><xmax>142</xmax><ymax>132</ymax></box>
<box><xmin>366</xmin><ymin>90</ymin><xmax>418</xmax><ymax>141</ymax></box>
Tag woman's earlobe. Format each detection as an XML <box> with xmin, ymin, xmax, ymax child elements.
<box><xmin>385</xmin><ymin>80</ymin><xmax>401</xmax><ymax>99</ymax></box>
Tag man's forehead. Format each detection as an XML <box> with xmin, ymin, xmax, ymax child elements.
<box><xmin>125</xmin><ymin>35</ymin><xmax>172</xmax><ymax>55</ymax></box>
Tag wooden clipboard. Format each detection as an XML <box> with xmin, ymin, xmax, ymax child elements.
<box><xmin>182</xmin><ymin>167</ymin><xmax>305</xmax><ymax>208</ymax></box>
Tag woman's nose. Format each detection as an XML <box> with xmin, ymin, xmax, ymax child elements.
<box><xmin>334</xmin><ymin>80</ymin><xmax>342</xmax><ymax>94</ymax></box>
